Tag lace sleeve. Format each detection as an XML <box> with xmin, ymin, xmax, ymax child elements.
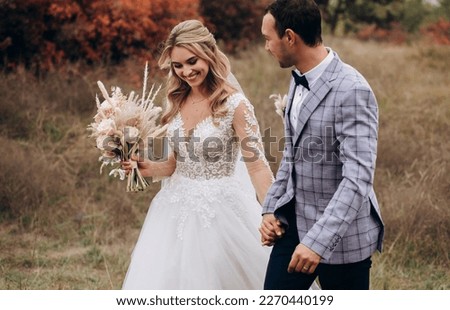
<box><xmin>232</xmin><ymin>97</ymin><xmax>274</xmax><ymax>204</ymax></box>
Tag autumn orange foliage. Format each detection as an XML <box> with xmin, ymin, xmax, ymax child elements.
<box><xmin>1</xmin><ymin>0</ymin><xmax>200</xmax><ymax>72</ymax></box>
<box><xmin>356</xmin><ymin>22</ymin><xmax>408</xmax><ymax>45</ymax></box>
<box><xmin>421</xmin><ymin>19</ymin><xmax>450</xmax><ymax>45</ymax></box>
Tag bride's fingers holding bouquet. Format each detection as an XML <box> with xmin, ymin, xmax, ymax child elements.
<box><xmin>120</xmin><ymin>160</ymin><xmax>133</xmax><ymax>175</ymax></box>
<box><xmin>121</xmin><ymin>155</ymin><xmax>140</xmax><ymax>175</ymax></box>
<box><xmin>127</xmin><ymin>155</ymin><xmax>155</xmax><ymax>177</ymax></box>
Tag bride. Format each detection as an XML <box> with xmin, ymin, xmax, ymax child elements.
<box><xmin>121</xmin><ymin>20</ymin><xmax>277</xmax><ymax>290</ymax></box>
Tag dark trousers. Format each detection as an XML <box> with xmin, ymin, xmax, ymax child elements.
<box><xmin>264</xmin><ymin>205</ymin><xmax>372</xmax><ymax>290</ymax></box>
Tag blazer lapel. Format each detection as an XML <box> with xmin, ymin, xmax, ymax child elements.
<box><xmin>292</xmin><ymin>54</ymin><xmax>342</xmax><ymax>148</ymax></box>
<box><xmin>284</xmin><ymin>78</ymin><xmax>297</xmax><ymax>143</ymax></box>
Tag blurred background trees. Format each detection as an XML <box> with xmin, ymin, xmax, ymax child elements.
<box><xmin>199</xmin><ymin>0</ymin><xmax>270</xmax><ymax>53</ymax></box>
<box><xmin>0</xmin><ymin>0</ymin><xmax>448</xmax><ymax>72</ymax></box>
<box><xmin>0</xmin><ymin>0</ymin><xmax>200</xmax><ymax>72</ymax></box>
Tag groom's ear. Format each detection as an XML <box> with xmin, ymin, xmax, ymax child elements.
<box><xmin>284</xmin><ymin>29</ymin><xmax>296</xmax><ymax>46</ymax></box>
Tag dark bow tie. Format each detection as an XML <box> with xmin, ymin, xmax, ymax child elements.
<box><xmin>292</xmin><ymin>70</ymin><xmax>310</xmax><ymax>91</ymax></box>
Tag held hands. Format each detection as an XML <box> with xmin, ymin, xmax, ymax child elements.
<box><xmin>259</xmin><ymin>213</ymin><xmax>320</xmax><ymax>274</ymax></box>
<box><xmin>259</xmin><ymin>214</ymin><xmax>285</xmax><ymax>246</ymax></box>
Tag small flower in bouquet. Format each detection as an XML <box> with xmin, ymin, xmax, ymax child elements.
<box><xmin>270</xmin><ymin>93</ymin><xmax>288</xmax><ymax>120</ymax></box>
<box><xmin>88</xmin><ymin>63</ymin><xmax>168</xmax><ymax>192</ymax></box>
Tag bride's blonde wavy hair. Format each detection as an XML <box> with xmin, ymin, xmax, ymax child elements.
<box><xmin>158</xmin><ymin>20</ymin><xmax>236</xmax><ymax>125</ymax></box>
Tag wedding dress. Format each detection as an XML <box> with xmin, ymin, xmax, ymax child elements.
<box><xmin>122</xmin><ymin>92</ymin><xmax>274</xmax><ymax>289</ymax></box>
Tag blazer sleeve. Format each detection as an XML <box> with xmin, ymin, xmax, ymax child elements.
<box><xmin>262</xmin><ymin>149</ymin><xmax>290</xmax><ymax>214</ymax></box>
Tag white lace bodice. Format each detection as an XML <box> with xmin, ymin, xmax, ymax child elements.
<box><xmin>166</xmin><ymin>93</ymin><xmax>271</xmax><ymax>182</ymax></box>
<box><xmin>167</xmin><ymin>107</ymin><xmax>238</xmax><ymax>180</ymax></box>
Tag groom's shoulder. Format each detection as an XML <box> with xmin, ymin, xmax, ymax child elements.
<box><xmin>333</xmin><ymin>62</ymin><xmax>372</xmax><ymax>91</ymax></box>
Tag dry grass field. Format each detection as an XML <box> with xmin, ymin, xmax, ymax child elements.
<box><xmin>0</xmin><ymin>36</ymin><xmax>449</xmax><ymax>289</ymax></box>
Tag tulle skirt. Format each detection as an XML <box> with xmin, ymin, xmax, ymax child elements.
<box><xmin>122</xmin><ymin>174</ymin><xmax>270</xmax><ymax>290</ymax></box>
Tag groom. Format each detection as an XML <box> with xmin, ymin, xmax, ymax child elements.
<box><xmin>259</xmin><ymin>0</ymin><xmax>384</xmax><ymax>290</ymax></box>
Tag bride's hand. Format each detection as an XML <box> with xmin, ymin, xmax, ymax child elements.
<box><xmin>259</xmin><ymin>214</ymin><xmax>285</xmax><ymax>246</ymax></box>
<box><xmin>121</xmin><ymin>155</ymin><xmax>152</xmax><ymax>177</ymax></box>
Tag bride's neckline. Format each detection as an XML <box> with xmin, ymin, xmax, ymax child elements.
<box><xmin>175</xmin><ymin>92</ymin><xmax>240</xmax><ymax>135</ymax></box>
<box><xmin>177</xmin><ymin>112</ymin><xmax>213</xmax><ymax>136</ymax></box>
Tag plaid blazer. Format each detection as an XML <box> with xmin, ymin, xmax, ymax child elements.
<box><xmin>263</xmin><ymin>52</ymin><xmax>384</xmax><ymax>264</ymax></box>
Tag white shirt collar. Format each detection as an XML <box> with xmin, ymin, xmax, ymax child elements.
<box><xmin>294</xmin><ymin>47</ymin><xmax>334</xmax><ymax>88</ymax></box>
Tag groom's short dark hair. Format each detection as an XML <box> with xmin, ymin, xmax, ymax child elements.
<box><xmin>265</xmin><ymin>0</ymin><xmax>322</xmax><ymax>47</ymax></box>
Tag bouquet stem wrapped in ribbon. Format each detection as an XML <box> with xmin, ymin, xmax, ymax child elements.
<box><xmin>88</xmin><ymin>63</ymin><xmax>168</xmax><ymax>192</ymax></box>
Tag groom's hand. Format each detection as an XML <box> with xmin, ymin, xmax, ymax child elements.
<box><xmin>288</xmin><ymin>244</ymin><xmax>320</xmax><ymax>274</ymax></box>
<box><xmin>259</xmin><ymin>214</ymin><xmax>285</xmax><ymax>246</ymax></box>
